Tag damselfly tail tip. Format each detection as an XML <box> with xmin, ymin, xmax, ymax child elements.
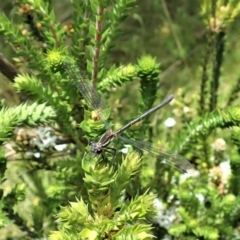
<box><xmin>183</xmin><ymin>166</ymin><xmax>196</xmax><ymax>175</ymax></box>
<box><xmin>166</xmin><ymin>94</ymin><xmax>174</xmax><ymax>102</ymax></box>
<box><xmin>176</xmin><ymin>161</ymin><xmax>195</xmax><ymax>174</ymax></box>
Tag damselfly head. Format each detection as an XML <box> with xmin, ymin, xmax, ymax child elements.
<box><xmin>89</xmin><ymin>141</ymin><xmax>103</xmax><ymax>154</ymax></box>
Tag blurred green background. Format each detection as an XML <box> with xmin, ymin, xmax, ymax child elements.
<box><xmin>2</xmin><ymin>0</ymin><xmax>240</xmax><ymax>105</ymax></box>
<box><xmin>2</xmin><ymin>0</ymin><xmax>238</xmax><ymax>101</ymax></box>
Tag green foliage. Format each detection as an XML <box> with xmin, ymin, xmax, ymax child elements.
<box><xmin>1</xmin><ymin>0</ymin><xmax>240</xmax><ymax>239</ymax></box>
<box><xmin>49</xmin><ymin>152</ymin><xmax>155</xmax><ymax>239</ymax></box>
<box><xmin>0</xmin><ymin>102</ymin><xmax>56</xmax><ymax>142</ymax></box>
<box><xmin>177</xmin><ymin>106</ymin><xmax>240</xmax><ymax>154</ymax></box>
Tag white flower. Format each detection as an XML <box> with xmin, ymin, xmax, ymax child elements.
<box><xmin>183</xmin><ymin>106</ymin><xmax>190</xmax><ymax>113</ymax></box>
<box><xmin>26</xmin><ymin>151</ymin><xmax>41</xmax><ymax>158</ymax></box>
<box><xmin>195</xmin><ymin>193</ymin><xmax>205</xmax><ymax>203</ymax></box>
<box><xmin>209</xmin><ymin>160</ymin><xmax>231</xmax><ymax>194</ymax></box>
<box><xmin>164</xmin><ymin>117</ymin><xmax>176</xmax><ymax>128</ymax></box>
<box><xmin>152</xmin><ymin>198</ymin><xmax>177</xmax><ymax>229</ymax></box>
<box><xmin>119</xmin><ymin>144</ymin><xmax>132</xmax><ymax>154</ymax></box>
<box><xmin>220</xmin><ymin>160</ymin><xmax>231</xmax><ymax>183</ymax></box>
<box><xmin>179</xmin><ymin>169</ymin><xmax>200</xmax><ymax>183</ymax></box>
<box><xmin>32</xmin><ymin>127</ymin><xmax>56</xmax><ymax>150</ymax></box>
<box><xmin>212</xmin><ymin>138</ymin><xmax>226</xmax><ymax>151</ymax></box>
<box><xmin>153</xmin><ymin>198</ymin><xmax>164</xmax><ymax>211</ymax></box>
<box><xmin>54</xmin><ymin>144</ymin><xmax>67</xmax><ymax>151</ymax></box>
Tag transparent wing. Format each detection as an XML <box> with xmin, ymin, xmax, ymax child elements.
<box><xmin>63</xmin><ymin>59</ymin><xmax>106</xmax><ymax>110</ymax></box>
<box><xmin>63</xmin><ymin>59</ymin><xmax>110</xmax><ymax>128</ymax></box>
<box><xmin>118</xmin><ymin>135</ymin><xmax>194</xmax><ymax>173</ymax></box>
